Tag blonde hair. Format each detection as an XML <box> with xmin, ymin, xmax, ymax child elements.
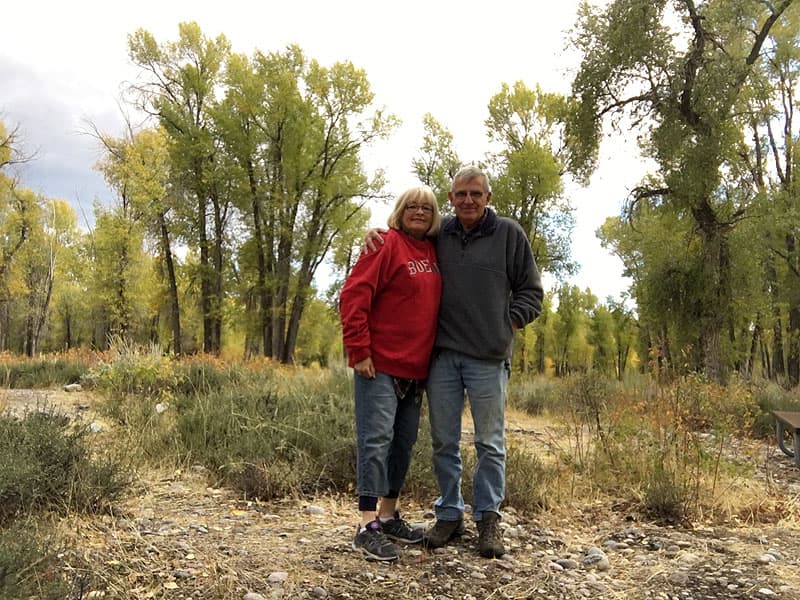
<box><xmin>386</xmin><ymin>185</ymin><xmax>441</xmax><ymax>237</ymax></box>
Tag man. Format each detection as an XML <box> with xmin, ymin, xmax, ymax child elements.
<box><xmin>367</xmin><ymin>165</ymin><xmax>543</xmax><ymax>558</ymax></box>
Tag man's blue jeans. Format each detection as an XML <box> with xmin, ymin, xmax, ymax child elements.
<box><xmin>427</xmin><ymin>349</ymin><xmax>509</xmax><ymax>522</ymax></box>
<box><xmin>354</xmin><ymin>372</ymin><xmax>422</xmax><ymax>498</ymax></box>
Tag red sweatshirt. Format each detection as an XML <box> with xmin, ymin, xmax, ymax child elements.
<box><xmin>340</xmin><ymin>228</ymin><xmax>441</xmax><ymax>380</ymax></box>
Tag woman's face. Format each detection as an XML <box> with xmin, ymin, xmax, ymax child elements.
<box><xmin>400</xmin><ymin>200</ymin><xmax>434</xmax><ymax>239</ymax></box>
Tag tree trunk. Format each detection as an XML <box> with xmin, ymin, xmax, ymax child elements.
<box><xmin>765</xmin><ymin>257</ymin><xmax>786</xmax><ymax>380</ymax></box>
<box><xmin>199</xmin><ymin>190</ymin><xmax>213</xmax><ymax>354</ymax></box>
<box><xmin>64</xmin><ymin>304</ymin><xmax>73</xmax><ymax>349</ymax></box>
<box><xmin>746</xmin><ymin>315</ymin><xmax>761</xmax><ymax>378</ymax></box>
<box><xmin>158</xmin><ymin>212</ymin><xmax>181</xmax><ymax>355</ymax></box>
<box><xmin>0</xmin><ymin>300</ymin><xmax>7</xmax><ymax>351</ymax></box>
<box><xmin>211</xmin><ymin>191</ymin><xmax>225</xmax><ymax>354</ymax></box>
<box><xmin>272</xmin><ymin>238</ymin><xmax>292</xmax><ymax>359</ymax></box>
<box><xmin>535</xmin><ymin>333</ymin><xmax>545</xmax><ymax>374</ymax></box>
<box><xmin>786</xmin><ymin>233</ymin><xmax>800</xmax><ymax>387</ymax></box>
<box><xmin>247</xmin><ymin>164</ymin><xmax>270</xmax><ymax>357</ymax></box>
<box><xmin>693</xmin><ymin>199</ymin><xmax>730</xmax><ymax>385</ymax></box>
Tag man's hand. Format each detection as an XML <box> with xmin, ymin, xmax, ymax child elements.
<box><xmin>354</xmin><ymin>357</ymin><xmax>376</xmax><ymax>379</ymax></box>
<box><xmin>363</xmin><ymin>228</ymin><xmax>388</xmax><ymax>253</ymax></box>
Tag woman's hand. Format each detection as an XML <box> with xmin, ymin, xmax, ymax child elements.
<box><xmin>354</xmin><ymin>357</ymin><xmax>376</xmax><ymax>379</ymax></box>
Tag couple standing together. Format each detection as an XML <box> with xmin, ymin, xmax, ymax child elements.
<box><xmin>339</xmin><ymin>165</ymin><xmax>543</xmax><ymax>561</ymax></box>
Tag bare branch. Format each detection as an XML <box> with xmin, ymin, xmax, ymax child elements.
<box><xmin>0</xmin><ymin>122</ymin><xmax>38</xmax><ymax>170</ymax></box>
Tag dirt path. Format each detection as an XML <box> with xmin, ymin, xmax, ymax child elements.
<box><xmin>4</xmin><ymin>390</ymin><xmax>800</xmax><ymax>599</ymax></box>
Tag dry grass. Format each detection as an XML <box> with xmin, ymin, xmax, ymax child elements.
<box><xmin>54</xmin><ymin>457</ymin><xmax>800</xmax><ymax>600</ymax></box>
<box><xmin>6</xmin><ymin>391</ymin><xmax>800</xmax><ymax>599</ymax></box>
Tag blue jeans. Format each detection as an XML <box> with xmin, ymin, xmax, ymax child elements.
<box><xmin>427</xmin><ymin>349</ymin><xmax>509</xmax><ymax>522</ymax></box>
<box><xmin>354</xmin><ymin>372</ymin><xmax>422</xmax><ymax>498</ymax></box>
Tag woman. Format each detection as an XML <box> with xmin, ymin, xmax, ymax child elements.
<box><xmin>339</xmin><ymin>185</ymin><xmax>442</xmax><ymax>561</ymax></box>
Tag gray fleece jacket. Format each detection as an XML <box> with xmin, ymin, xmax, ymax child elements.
<box><xmin>434</xmin><ymin>208</ymin><xmax>543</xmax><ymax>361</ymax></box>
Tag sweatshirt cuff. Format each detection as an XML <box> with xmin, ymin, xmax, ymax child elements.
<box><xmin>349</xmin><ymin>347</ymin><xmax>371</xmax><ymax>364</ymax></box>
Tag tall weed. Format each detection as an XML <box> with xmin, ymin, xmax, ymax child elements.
<box><xmin>532</xmin><ymin>372</ymin><xmax>762</xmax><ymax>522</ymax></box>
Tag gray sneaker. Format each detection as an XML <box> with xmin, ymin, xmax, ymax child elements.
<box><xmin>422</xmin><ymin>518</ymin><xmax>465</xmax><ymax>549</ymax></box>
<box><xmin>476</xmin><ymin>512</ymin><xmax>505</xmax><ymax>558</ymax></box>
<box><xmin>352</xmin><ymin>520</ymin><xmax>399</xmax><ymax>561</ymax></box>
<box><xmin>381</xmin><ymin>511</ymin><xmax>423</xmax><ymax>544</ymax></box>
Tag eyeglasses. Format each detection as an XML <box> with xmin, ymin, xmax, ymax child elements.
<box><xmin>404</xmin><ymin>204</ymin><xmax>434</xmax><ymax>214</ymax></box>
<box><xmin>452</xmin><ymin>190</ymin><xmax>486</xmax><ymax>201</ymax></box>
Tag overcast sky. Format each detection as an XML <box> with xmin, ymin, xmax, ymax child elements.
<box><xmin>2</xmin><ymin>0</ymin><xmax>648</xmax><ymax>301</ymax></box>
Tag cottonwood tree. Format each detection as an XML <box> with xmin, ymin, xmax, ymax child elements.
<box><xmin>96</xmin><ymin>126</ymin><xmax>185</xmax><ymax>354</ymax></box>
<box><xmin>87</xmin><ymin>204</ymin><xmax>153</xmax><ymax>346</ymax></box>
<box><xmin>17</xmin><ymin>199</ymin><xmax>79</xmax><ymax>356</ymax></box>
<box><xmin>485</xmin><ymin>82</ymin><xmax>578</xmax><ymax>280</ymax></box>
<box><xmin>0</xmin><ymin>122</ymin><xmax>33</xmax><ymax>350</ymax></box>
<box><xmin>214</xmin><ymin>45</ymin><xmax>395</xmax><ymax>363</ymax></box>
<box><xmin>608</xmin><ymin>298</ymin><xmax>637</xmax><ymax>380</ymax></box>
<box><xmin>412</xmin><ymin>113</ymin><xmax>462</xmax><ymax>206</ymax></box>
<box><xmin>741</xmin><ymin>8</ymin><xmax>800</xmax><ymax>386</ymax></box>
<box><xmin>552</xmin><ymin>284</ymin><xmax>594</xmax><ymax>375</ymax></box>
<box><xmin>47</xmin><ymin>212</ymin><xmax>90</xmax><ymax>351</ymax></box>
<box><xmin>0</xmin><ymin>183</ymin><xmax>40</xmax><ymax>352</ymax></box>
<box><xmin>570</xmin><ymin>0</ymin><xmax>795</xmax><ymax>383</ymax></box>
<box><xmin>127</xmin><ymin>22</ymin><xmax>232</xmax><ymax>355</ymax></box>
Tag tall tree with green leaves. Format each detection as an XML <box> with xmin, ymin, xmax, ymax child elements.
<box><xmin>742</xmin><ymin>7</ymin><xmax>800</xmax><ymax>385</ymax></box>
<box><xmin>0</xmin><ymin>121</ymin><xmax>33</xmax><ymax>350</ymax></box>
<box><xmin>0</xmin><ymin>181</ymin><xmax>37</xmax><ymax>351</ymax></box>
<box><xmin>552</xmin><ymin>284</ymin><xmax>594</xmax><ymax>375</ymax></box>
<box><xmin>96</xmin><ymin>126</ymin><xmax>184</xmax><ymax>354</ymax></box>
<box><xmin>570</xmin><ymin>0</ymin><xmax>795</xmax><ymax>383</ymax></box>
<box><xmin>599</xmin><ymin>197</ymin><xmax>706</xmax><ymax>376</ymax></box>
<box><xmin>485</xmin><ymin>81</ymin><xmax>578</xmax><ymax>280</ymax></box>
<box><xmin>127</xmin><ymin>22</ymin><xmax>232</xmax><ymax>355</ymax></box>
<box><xmin>588</xmin><ymin>303</ymin><xmax>616</xmax><ymax>376</ymax></box>
<box><xmin>47</xmin><ymin>214</ymin><xmax>90</xmax><ymax>351</ymax></box>
<box><xmin>215</xmin><ymin>45</ymin><xmax>396</xmax><ymax>363</ymax></box>
<box><xmin>17</xmin><ymin>199</ymin><xmax>78</xmax><ymax>356</ymax></box>
<box><xmin>412</xmin><ymin>113</ymin><xmax>462</xmax><ymax>206</ymax></box>
<box><xmin>87</xmin><ymin>204</ymin><xmax>153</xmax><ymax>346</ymax></box>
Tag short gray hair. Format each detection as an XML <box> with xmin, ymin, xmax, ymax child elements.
<box><xmin>451</xmin><ymin>165</ymin><xmax>491</xmax><ymax>193</ymax></box>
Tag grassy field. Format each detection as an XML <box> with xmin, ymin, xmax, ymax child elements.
<box><xmin>2</xmin><ymin>348</ymin><xmax>800</xmax><ymax>597</ymax></box>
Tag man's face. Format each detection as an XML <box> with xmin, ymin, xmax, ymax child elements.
<box><xmin>448</xmin><ymin>177</ymin><xmax>491</xmax><ymax>230</ymax></box>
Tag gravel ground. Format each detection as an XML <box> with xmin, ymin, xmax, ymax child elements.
<box><xmin>4</xmin><ymin>388</ymin><xmax>800</xmax><ymax>599</ymax></box>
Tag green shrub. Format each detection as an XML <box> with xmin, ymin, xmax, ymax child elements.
<box><xmin>643</xmin><ymin>460</ymin><xmax>694</xmax><ymax>524</ymax></box>
<box><xmin>750</xmin><ymin>380</ymin><xmax>800</xmax><ymax>438</ymax></box>
<box><xmin>0</xmin><ymin>356</ymin><xmax>87</xmax><ymax>388</ymax></box>
<box><xmin>172</xmin><ymin>356</ymin><xmax>255</xmax><ymax>396</ymax></box>
<box><xmin>172</xmin><ymin>369</ymin><xmax>357</xmax><ymax>497</ymax></box>
<box><xmin>85</xmin><ymin>348</ymin><xmax>178</xmax><ymax>402</ymax></box>
<box><xmin>504</xmin><ymin>444</ymin><xmax>554</xmax><ymax>513</ymax></box>
<box><xmin>0</xmin><ymin>407</ymin><xmax>130</xmax><ymax>524</ymax></box>
<box><xmin>508</xmin><ymin>376</ymin><xmax>561</xmax><ymax>415</ymax></box>
<box><xmin>0</xmin><ymin>520</ymin><xmax>73</xmax><ymax>600</ymax></box>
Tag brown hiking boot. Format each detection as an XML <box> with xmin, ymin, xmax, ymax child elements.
<box><xmin>476</xmin><ymin>512</ymin><xmax>505</xmax><ymax>558</ymax></box>
<box><xmin>422</xmin><ymin>518</ymin><xmax>465</xmax><ymax>549</ymax></box>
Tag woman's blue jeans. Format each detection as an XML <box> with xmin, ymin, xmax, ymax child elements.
<box><xmin>427</xmin><ymin>349</ymin><xmax>509</xmax><ymax>522</ymax></box>
<box><xmin>354</xmin><ymin>372</ymin><xmax>422</xmax><ymax>498</ymax></box>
